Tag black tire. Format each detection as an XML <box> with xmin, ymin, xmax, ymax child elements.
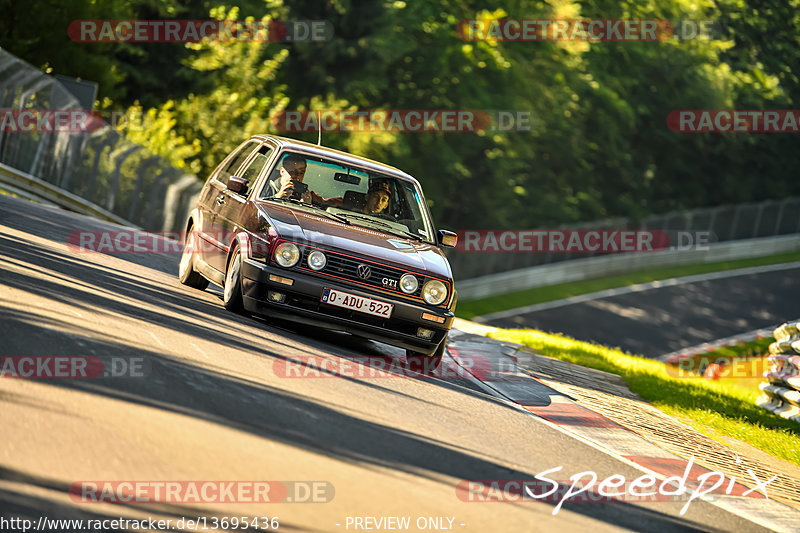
<box><xmin>406</xmin><ymin>334</ymin><xmax>447</xmax><ymax>374</ymax></box>
<box><xmin>223</xmin><ymin>245</ymin><xmax>245</xmax><ymax>313</ymax></box>
<box><xmin>178</xmin><ymin>226</ymin><xmax>209</xmax><ymax>290</ymax></box>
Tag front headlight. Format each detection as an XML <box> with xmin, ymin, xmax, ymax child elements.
<box><xmin>274</xmin><ymin>242</ymin><xmax>300</xmax><ymax>267</ymax></box>
<box><xmin>307</xmin><ymin>250</ymin><xmax>327</xmax><ymax>271</ymax></box>
<box><xmin>399</xmin><ymin>273</ymin><xmax>419</xmax><ymax>294</ymax></box>
<box><xmin>422</xmin><ymin>279</ymin><xmax>448</xmax><ymax>305</ymax></box>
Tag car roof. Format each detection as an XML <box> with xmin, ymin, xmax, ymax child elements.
<box><xmin>251</xmin><ymin>134</ymin><xmax>420</xmax><ymax>186</ymax></box>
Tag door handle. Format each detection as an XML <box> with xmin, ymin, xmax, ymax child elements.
<box><xmin>215</xmin><ymin>195</ymin><xmax>225</xmax><ymax>205</ymax></box>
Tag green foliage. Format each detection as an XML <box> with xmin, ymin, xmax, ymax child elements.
<box><xmin>0</xmin><ymin>0</ymin><xmax>128</xmax><ymax>97</ymax></box>
<box><xmin>5</xmin><ymin>0</ymin><xmax>800</xmax><ymax>230</ymax></box>
<box><xmin>117</xmin><ymin>7</ymin><xmax>290</xmax><ymax>174</ymax></box>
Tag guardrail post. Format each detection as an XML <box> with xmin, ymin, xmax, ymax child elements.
<box><xmin>106</xmin><ymin>145</ymin><xmax>141</xmax><ymax>212</ymax></box>
<box><xmin>127</xmin><ymin>156</ymin><xmax>160</xmax><ymax>222</ymax></box>
<box><xmin>773</xmin><ymin>198</ymin><xmax>790</xmax><ymax>235</ymax></box>
<box><xmin>0</xmin><ymin>70</ymin><xmax>42</xmax><ymax>165</ymax></box>
<box><xmin>161</xmin><ymin>174</ymin><xmax>200</xmax><ymax>233</ymax></box>
<box><xmin>727</xmin><ymin>205</ymin><xmax>741</xmax><ymax>241</ymax></box>
<box><xmin>145</xmin><ymin>167</ymin><xmax>180</xmax><ymax>230</ymax></box>
<box><xmin>707</xmin><ymin>206</ymin><xmax>720</xmax><ymax>239</ymax></box>
<box><xmin>751</xmin><ymin>201</ymin><xmax>767</xmax><ymax>238</ymax></box>
<box><xmin>59</xmin><ymin>132</ymin><xmax>88</xmax><ymax>190</ymax></box>
<box><xmin>85</xmin><ymin>133</ymin><xmax>117</xmax><ymax>201</ymax></box>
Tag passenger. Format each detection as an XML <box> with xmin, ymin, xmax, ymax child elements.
<box><xmin>363</xmin><ymin>182</ymin><xmax>391</xmax><ymax>215</ymax></box>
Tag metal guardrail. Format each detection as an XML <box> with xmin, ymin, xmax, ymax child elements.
<box><xmin>757</xmin><ymin>321</ymin><xmax>800</xmax><ymax>423</ymax></box>
<box><xmin>448</xmin><ymin>197</ymin><xmax>800</xmax><ymax>280</ymax></box>
<box><xmin>458</xmin><ymin>235</ymin><xmax>800</xmax><ymax>301</ymax></box>
<box><xmin>0</xmin><ymin>161</ymin><xmax>136</xmax><ymax>227</ymax></box>
<box><xmin>0</xmin><ymin>46</ymin><xmax>201</xmax><ymax>232</ymax></box>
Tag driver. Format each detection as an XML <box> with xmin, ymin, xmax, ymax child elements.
<box><xmin>275</xmin><ymin>154</ymin><xmax>341</xmax><ymax>206</ymax></box>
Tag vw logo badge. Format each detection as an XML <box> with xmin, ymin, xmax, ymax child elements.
<box><xmin>356</xmin><ymin>264</ymin><xmax>372</xmax><ymax>280</ymax></box>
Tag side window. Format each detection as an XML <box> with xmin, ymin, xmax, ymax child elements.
<box><xmin>240</xmin><ymin>145</ymin><xmax>273</xmax><ymax>184</ymax></box>
<box><xmin>217</xmin><ymin>141</ymin><xmax>258</xmax><ymax>184</ymax></box>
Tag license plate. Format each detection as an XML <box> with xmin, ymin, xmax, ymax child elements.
<box><xmin>321</xmin><ymin>288</ymin><xmax>393</xmax><ymax>318</ymax></box>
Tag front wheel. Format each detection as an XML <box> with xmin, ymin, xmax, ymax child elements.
<box><xmin>406</xmin><ymin>334</ymin><xmax>447</xmax><ymax>374</ymax></box>
<box><xmin>223</xmin><ymin>247</ymin><xmax>245</xmax><ymax>313</ymax></box>
<box><xmin>178</xmin><ymin>227</ymin><xmax>209</xmax><ymax>290</ymax></box>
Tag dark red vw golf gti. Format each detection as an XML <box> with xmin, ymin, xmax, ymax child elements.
<box><xmin>178</xmin><ymin>135</ymin><xmax>458</xmax><ymax>369</ymax></box>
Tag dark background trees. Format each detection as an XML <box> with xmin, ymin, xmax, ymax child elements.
<box><xmin>2</xmin><ymin>0</ymin><xmax>798</xmax><ymax>230</ymax></box>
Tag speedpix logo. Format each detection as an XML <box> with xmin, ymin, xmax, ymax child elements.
<box><xmin>457</xmin><ymin>457</ymin><xmax>775</xmax><ymax>515</ymax></box>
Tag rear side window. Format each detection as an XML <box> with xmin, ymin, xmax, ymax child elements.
<box><xmin>216</xmin><ymin>141</ymin><xmax>258</xmax><ymax>184</ymax></box>
<box><xmin>240</xmin><ymin>145</ymin><xmax>273</xmax><ymax>183</ymax></box>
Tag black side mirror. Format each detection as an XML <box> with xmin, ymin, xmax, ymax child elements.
<box><xmin>438</xmin><ymin>230</ymin><xmax>457</xmax><ymax>248</ymax></box>
<box><xmin>227</xmin><ymin>175</ymin><xmax>249</xmax><ymax>195</ymax></box>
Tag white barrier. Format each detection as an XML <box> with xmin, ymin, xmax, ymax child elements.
<box><xmin>757</xmin><ymin>320</ymin><xmax>800</xmax><ymax>423</ymax></box>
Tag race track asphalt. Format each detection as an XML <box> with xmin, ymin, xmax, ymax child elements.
<box><xmin>483</xmin><ymin>266</ymin><xmax>800</xmax><ymax>358</ymax></box>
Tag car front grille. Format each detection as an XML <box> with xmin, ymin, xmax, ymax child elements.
<box><xmin>299</xmin><ymin>248</ymin><xmax>424</xmax><ymax>297</ymax></box>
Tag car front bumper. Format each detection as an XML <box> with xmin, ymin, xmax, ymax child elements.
<box><xmin>240</xmin><ymin>259</ymin><xmax>454</xmax><ymax>354</ymax></box>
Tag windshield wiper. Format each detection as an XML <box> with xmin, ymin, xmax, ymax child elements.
<box><xmin>339</xmin><ymin>213</ymin><xmax>428</xmax><ymax>242</ymax></box>
<box><xmin>396</xmin><ymin>229</ymin><xmax>426</xmax><ymax>242</ymax></box>
<box><xmin>266</xmin><ymin>197</ymin><xmax>351</xmax><ymax>225</ymax></box>
<box><xmin>315</xmin><ymin>209</ymin><xmax>352</xmax><ymax>225</ymax></box>
<box><xmin>338</xmin><ymin>213</ymin><xmax>394</xmax><ymax>228</ymax></box>
<box><xmin>265</xmin><ymin>197</ymin><xmax>307</xmax><ymax>207</ymax></box>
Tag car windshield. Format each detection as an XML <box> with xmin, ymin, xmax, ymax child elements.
<box><xmin>260</xmin><ymin>151</ymin><xmax>435</xmax><ymax>242</ymax></box>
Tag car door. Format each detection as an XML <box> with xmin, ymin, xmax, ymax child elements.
<box><xmin>201</xmin><ymin>140</ymin><xmax>259</xmax><ymax>273</ymax></box>
<box><xmin>215</xmin><ymin>143</ymin><xmax>274</xmax><ymax>262</ymax></box>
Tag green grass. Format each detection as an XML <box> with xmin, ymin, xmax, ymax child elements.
<box><xmin>457</xmin><ymin>251</ymin><xmax>800</xmax><ymax>319</ymax></box>
<box><xmin>488</xmin><ymin>329</ymin><xmax>800</xmax><ymax>467</ymax></box>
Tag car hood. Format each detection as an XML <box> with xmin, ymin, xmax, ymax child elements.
<box><xmin>254</xmin><ymin>201</ymin><xmax>452</xmax><ymax>279</ymax></box>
